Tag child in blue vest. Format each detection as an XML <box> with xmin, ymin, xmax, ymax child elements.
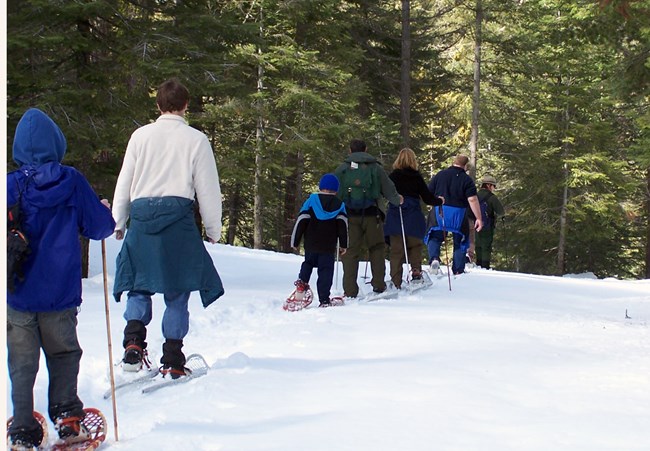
<box><xmin>290</xmin><ymin>174</ymin><xmax>348</xmax><ymax>307</ymax></box>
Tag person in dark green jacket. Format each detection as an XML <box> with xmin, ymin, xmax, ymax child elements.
<box><xmin>334</xmin><ymin>139</ymin><xmax>403</xmax><ymax>297</ymax></box>
<box><xmin>474</xmin><ymin>175</ymin><xmax>505</xmax><ymax>269</ymax></box>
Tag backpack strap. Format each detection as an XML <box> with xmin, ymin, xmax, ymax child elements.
<box><xmin>481</xmin><ymin>191</ymin><xmax>495</xmax><ymax>222</ymax></box>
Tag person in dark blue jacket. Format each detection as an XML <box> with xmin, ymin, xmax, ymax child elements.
<box><xmin>291</xmin><ymin>174</ymin><xmax>348</xmax><ymax>307</ymax></box>
<box><xmin>425</xmin><ymin>155</ymin><xmax>483</xmax><ymax>275</ymax></box>
<box><xmin>6</xmin><ymin>108</ymin><xmax>116</xmax><ymax>449</ymax></box>
<box><xmin>384</xmin><ymin>148</ymin><xmax>444</xmax><ymax>288</ymax></box>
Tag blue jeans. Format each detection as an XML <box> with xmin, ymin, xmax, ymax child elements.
<box><xmin>7</xmin><ymin>306</ymin><xmax>84</xmax><ymax>429</ymax></box>
<box><xmin>426</xmin><ymin>230</ymin><xmax>467</xmax><ymax>274</ymax></box>
<box><xmin>298</xmin><ymin>252</ymin><xmax>335</xmax><ymax>303</ymax></box>
<box><xmin>124</xmin><ymin>291</ymin><xmax>190</xmax><ymax>340</ymax></box>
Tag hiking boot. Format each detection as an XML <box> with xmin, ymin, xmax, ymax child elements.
<box><xmin>412</xmin><ymin>270</ymin><xmax>423</xmax><ymax>281</ymax></box>
<box><xmin>160</xmin><ymin>364</ymin><xmax>191</xmax><ymax>380</ymax></box>
<box><xmin>373</xmin><ymin>286</ymin><xmax>386</xmax><ymax>294</ymax></box>
<box><xmin>319</xmin><ymin>299</ymin><xmax>331</xmax><ymax>308</ymax></box>
<box><xmin>160</xmin><ymin>338</ymin><xmax>186</xmax><ymax>376</ymax></box>
<box><xmin>54</xmin><ymin>412</ymin><xmax>90</xmax><ymax>443</ymax></box>
<box><xmin>294</xmin><ymin>279</ymin><xmax>309</xmax><ymax>301</ymax></box>
<box><xmin>8</xmin><ymin>426</ymin><xmax>44</xmax><ymax>450</ymax></box>
<box><xmin>122</xmin><ymin>342</ymin><xmax>144</xmax><ymax>372</ymax></box>
<box><xmin>122</xmin><ymin>320</ymin><xmax>147</xmax><ymax>372</ymax></box>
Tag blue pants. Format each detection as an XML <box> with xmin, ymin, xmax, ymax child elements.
<box><xmin>124</xmin><ymin>291</ymin><xmax>191</xmax><ymax>340</ymax></box>
<box><xmin>426</xmin><ymin>230</ymin><xmax>467</xmax><ymax>275</ymax></box>
<box><xmin>7</xmin><ymin>306</ymin><xmax>84</xmax><ymax>430</ymax></box>
<box><xmin>298</xmin><ymin>252</ymin><xmax>335</xmax><ymax>303</ymax></box>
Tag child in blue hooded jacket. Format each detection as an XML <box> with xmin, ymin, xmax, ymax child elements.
<box><xmin>6</xmin><ymin>108</ymin><xmax>115</xmax><ymax>449</ymax></box>
<box><xmin>290</xmin><ymin>174</ymin><xmax>348</xmax><ymax>307</ymax></box>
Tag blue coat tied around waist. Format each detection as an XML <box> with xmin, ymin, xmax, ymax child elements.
<box><xmin>113</xmin><ymin>196</ymin><xmax>224</xmax><ymax>307</ymax></box>
<box><xmin>425</xmin><ymin>205</ymin><xmax>470</xmax><ymax>253</ymax></box>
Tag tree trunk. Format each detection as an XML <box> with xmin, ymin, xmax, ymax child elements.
<box><xmin>227</xmin><ymin>185</ymin><xmax>240</xmax><ymax>245</ymax></box>
<box><xmin>646</xmin><ymin>168</ymin><xmax>650</xmax><ymax>278</ymax></box>
<box><xmin>556</xmin><ymin>99</ymin><xmax>571</xmax><ymax>276</ymax></box>
<box><xmin>557</xmin><ymin>161</ymin><xmax>569</xmax><ymax>275</ymax></box>
<box><xmin>253</xmin><ymin>8</ymin><xmax>265</xmax><ymax>249</ymax></box>
<box><xmin>253</xmin><ymin>98</ymin><xmax>264</xmax><ymax>249</ymax></box>
<box><xmin>468</xmin><ymin>0</ymin><xmax>482</xmax><ymax>181</ymax></box>
<box><xmin>400</xmin><ymin>0</ymin><xmax>411</xmax><ymax>147</ymax></box>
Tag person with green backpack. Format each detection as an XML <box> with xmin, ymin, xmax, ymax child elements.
<box><xmin>334</xmin><ymin>139</ymin><xmax>403</xmax><ymax>297</ymax></box>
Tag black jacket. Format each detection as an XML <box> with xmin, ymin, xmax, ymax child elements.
<box><xmin>389</xmin><ymin>168</ymin><xmax>442</xmax><ymax>206</ymax></box>
<box><xmin>291</xmin><ymin>193</ymin><xmax>348</xmax><ymax>254</ymax></box>
<box><xmin>427</xmin><ymin>165</ymin><xmax>477</xmax><ymax>208</ymax></box>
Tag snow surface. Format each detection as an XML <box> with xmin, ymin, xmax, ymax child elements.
<box><xmin>6</xmin><ymin>237</ymin><xmax>650</xmax><ymax>450</ymax></box>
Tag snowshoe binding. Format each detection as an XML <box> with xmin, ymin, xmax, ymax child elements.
<box><xmin>121</xmin><ymin>342</ymin><xmax>154</xmax><ymax>373</ymax></box>
<box><xmin>51</xmin><ymin>408</ymin><xmax>107</xmax><ymax>451</ymax></box>
<box><xmin>160</xmin><ymin>364</ymin><xmax>192</xmax><ymax>380</ymax></box>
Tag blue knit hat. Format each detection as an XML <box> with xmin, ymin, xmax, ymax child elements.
<box><xmin>319</xmin><ymin>173</ymin><xmax>339</xmax><ymax>192</ymax></box>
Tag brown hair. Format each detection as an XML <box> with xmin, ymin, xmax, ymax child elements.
<box><xmin>453</xmin><ymin>154</ymin><xmax>470</xmax><ymax>168</ymax></box>
<box><xmin>350</xmin><ymin>139</ymin><xmax>367</xmax><ymax>153</ymax></box>
<box><xmin>393</xmin><ymin>148</ymin><xmax>418</xmax><ymax>171</ymax></box>
<box><xmin>156</xmin><ymin>78</ymin><xmax>190</xmax><ymax>113</ymax></box>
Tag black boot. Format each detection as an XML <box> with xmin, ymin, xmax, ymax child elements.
<box><xmin>122</xmin><ymin>320</ymin><xmax>147</xmax><ymax>371</ymax></box>
<box><xmin>123</xmin><ymin>320</ymin><xmax>147</xmax><ymax>349</ymax></box>
<box><xmin>160</xmin><ymin>339</ymin><xmax>187</xmax><ymax>379</ymax></box>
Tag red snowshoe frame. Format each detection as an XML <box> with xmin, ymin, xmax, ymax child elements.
<box><xmin>283</xmin><ymin>287</ymin><xmax>314</xmax><ymax>311</ymax></box>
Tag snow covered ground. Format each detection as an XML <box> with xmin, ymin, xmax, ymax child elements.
<box><xmin>6</xmin><ymin>237</ymin><xmax>650</xmax><ymax>450</ymax></box>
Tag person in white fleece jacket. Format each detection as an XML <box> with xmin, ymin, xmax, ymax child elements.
<box><xmin>112</xmin><ymin>78</ymin><xmax>224</xmax><ymax>379</ymax></box>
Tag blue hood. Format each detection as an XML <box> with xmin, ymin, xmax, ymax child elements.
<box><xmin>13</xmin><ymin>108</ymin><xmax>67</xmax><ymax>166</ymax></box>
<box><xmin>10</xmin><ymin>109</ymin><xmax>75</xmax><ymax>209</ymax></box>
<box><xmin>300</xmin><ymin>193</ymin><xmax>347</xmax><ymax>220</ymax></box>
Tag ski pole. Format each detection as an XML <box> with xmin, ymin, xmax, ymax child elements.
<box><xmin>439</xmin><ymin>206</ymin><xmax>452</xmax><ymax>291</ymax></box>
<box><xmin>398</xmin><ymin>205</ymin><xmax>411</xmax><ymax>282</ymax></box>
<box><xmin>101</xmin><ymin>240</ymin><xmax>119</xmax><ymax>441</ymax></box>
<box><xmin>501</xmin><ymin>216</ymin><xmax>508</xmax><ymax>268</ymax></box>
<box><xmin>335</xmin><ymin>243</ymin><xmax>340</xmax><ymax>293</ymax></box>
<box><xmin>363</xmin><ymin>259</ymin><xmax>370</xmax><ymax>283</ymax></box>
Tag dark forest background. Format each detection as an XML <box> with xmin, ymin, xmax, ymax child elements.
<box><xmin>6</xmin><ymin>0</ymin><xmax>650</xmax><ymax>279</ymax></box>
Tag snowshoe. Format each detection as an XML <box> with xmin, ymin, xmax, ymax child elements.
<box><xmin>141</xmin><ymin>354</ymin><xmax>209</xmax><ymax>394</ymax></box>
<box><xmin>6</xmin><ymin>411</ymin><xmax>47</xmax><ymax>450</ymax></box>
<box><xmin>427</xmin><ymin>259</ymin><xmax>445</xmax><ymax>278</ymax></box>
<box><xmin>319</xmin><ymin>296</ymin><xmax>345</xmax><ymax>308</ymax></box>
<box><xmin>364</xmin><ymin>282</ymin><xmax>399</xmax><ymax>302</ymax></box>
<box><xmin>405</xmin><ymin>270</ymin><xmax>433</xmax><ymax>293</ymax></box>
<box><xmin>283</xmin><ymin>280</ymin><xmax>313</xmax><ymax>311</ymax></box>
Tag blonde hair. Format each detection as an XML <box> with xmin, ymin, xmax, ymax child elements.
<box><xmin>393</xmin><ymin>148</ymin><xmax>419</xmax><ymax>171</ymax></box>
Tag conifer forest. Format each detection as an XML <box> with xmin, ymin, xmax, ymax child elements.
<box><xmin>7</xmin><ymin>0</ymin><xmax>650</xmax><ymax>279</ymax></box>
